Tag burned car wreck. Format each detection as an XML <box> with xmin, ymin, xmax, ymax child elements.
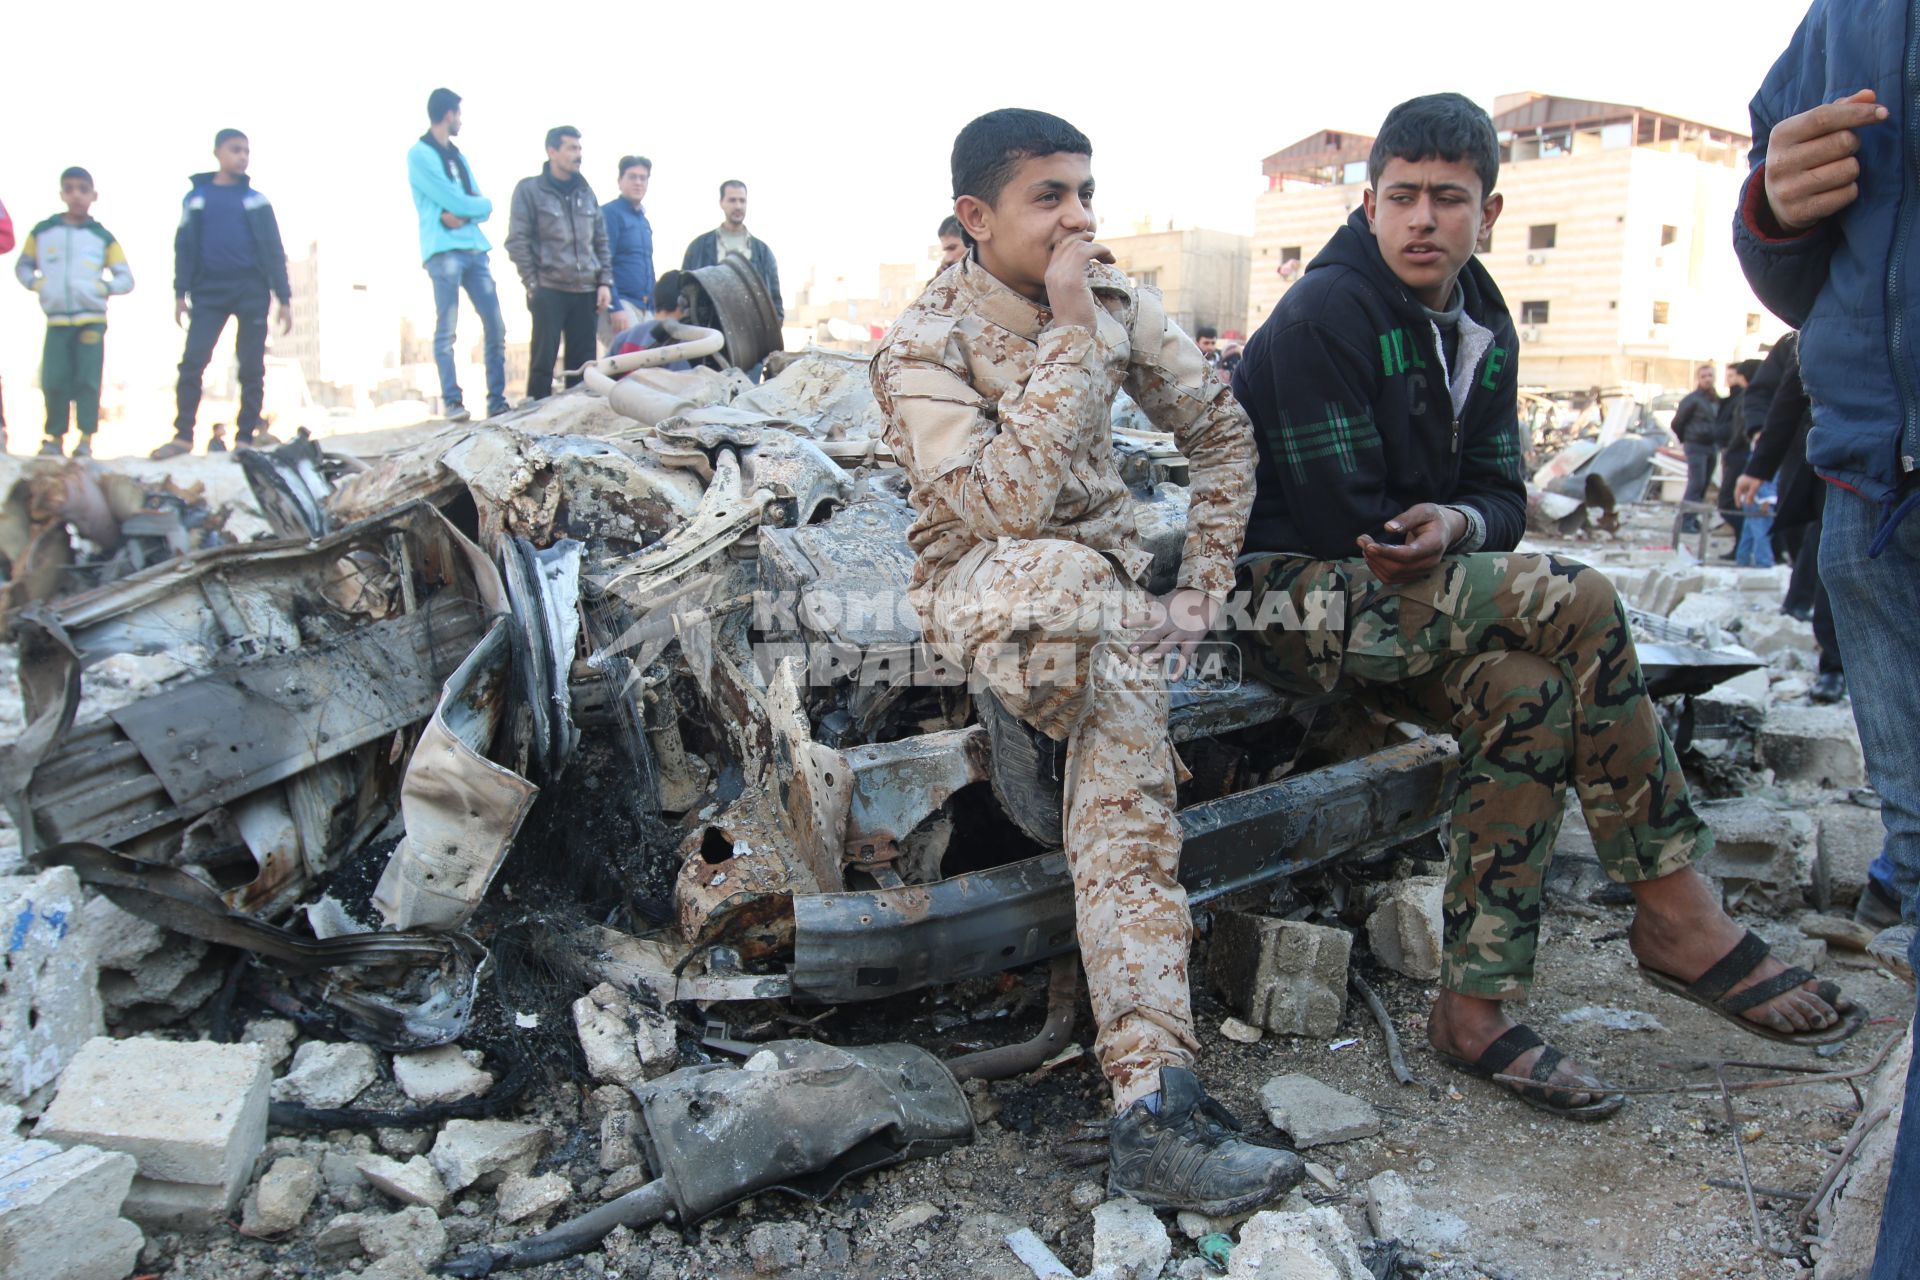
<box><xmin>0</xmin><ymin>270</ymin><xmax>1769</xmax><ymax>1272</ymax></box>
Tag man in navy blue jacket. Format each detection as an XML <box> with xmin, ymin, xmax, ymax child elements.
<box><xmin>1736</xmin><ymin>6</ymin><xmax>1920</xmax><ymax>1273</ymax></box>
<box><xmin>1236</xmin><ymin>93</ymin><xmax>1859</xmax><ymax>1123</ymax></box>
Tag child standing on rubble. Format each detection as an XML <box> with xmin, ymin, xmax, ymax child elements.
<box><xmin>14</xmin><ymin>169</ymin><xmax>134</xmax><ymax>459</ymax></box>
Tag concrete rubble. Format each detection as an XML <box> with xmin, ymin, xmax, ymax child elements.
<box><xmin>1225</xmin><ymin>1206</ymin><xmax>1369</xmax><ymax>1280</ymax></box>
<box><xmin>1365</xmin><ymin>1169</ymin><xmax>1471</xmax><ymax>1254</ymax></box>
<box><xmin>1364</xmin><ymin>875</ymin><xmax>1444</xmax><ymax>980</ymax></box>
<box><xmin>1091</xmin><ymin>1196</ymin><xmax>1173</xmax><ymax>1280</ymax></box>
<box><xmin>0</xmin><ymin>867</ymin><xmax>101</xmax><ymax>1107</ymax></box>
<box><xmin>0</xmin><ymin>1133</ymin><xmax>142</xmax><ymax>1280</ymax></box>
<box><xmin>1208</xmin><ymin>913</ymin><xmax>1351</xmax><ymax>1038</ymax></box>
<box><xmin>1258</xmin><ymin>1074</ymin><xmax>1382</xmax><ymax>1147</ymax></box>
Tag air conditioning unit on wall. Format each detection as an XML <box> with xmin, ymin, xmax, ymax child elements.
<box><xmin>1525</xmin><ymin>252</ymin><xmax>1546</xmax><ymax>265</ymax></box>
<box><xmin>1521</xmin><ymin>326</ymin><xmax>1542</xmax><ymax>343</ymax></box>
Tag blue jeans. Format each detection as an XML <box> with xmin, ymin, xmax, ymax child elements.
<box><xmin>1869</xmin><ymin>933</ymin><xmax>1920</xmax><ymax>1279</ymax></box>
<box><xmin>1823</xmin><ymin>485</ymin><xmax>1920</xmax><ymax>926</ymax></box>
<box><xmin>426</xmin><ymin>250</ymin><xmax>507</xmax><ymax>415</ymax></box>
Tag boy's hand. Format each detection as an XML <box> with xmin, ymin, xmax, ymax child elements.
<box><xmin>1131</xmin><ymin>587</ymin><xmax>1221</xmax><ymax>680</ymax></box>
<box><xmin>440</xmin><ymin>211</ymin><xmax>468</xmax><ymax>230</ymax></box>
<box><xmin>174</xmin><ymin>297</ymin><xmax>189</xmax><ymax>328</ymax></box>
<box><xmin>1044</xmin><ymin>235</ymin><xmax>1116</xmax><ymax>332</ymax></box>
<box><xmin>1357</xmin><ymin>503</ymin><xmax>1465</xmax><ymax>584</ymax></box>
<box><xmin>276</xmin><ymin>300</ymin><xmax>294</xmax><ymax>336</ymax></box>
<box><xmin>1734</xmin><ymin>475</ymin><xmax>1763</xmax><ymax>509</ymax></box>
<box><xmin>1764</xmin><ymin>89</ymin><xmax>1887</xmax><ymax>235</ymax></box>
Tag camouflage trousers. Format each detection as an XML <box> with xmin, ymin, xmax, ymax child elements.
<box><xmin>1240</xmin><ymin>551</ymin><xmax>1710</xmax><ymax>998</ymax></box>
<box><xmin>922</xmin><ymin>537</ymin><xmax>1196</xmax><ymax>1109</ymax></box>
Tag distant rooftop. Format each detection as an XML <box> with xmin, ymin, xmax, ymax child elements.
<box><xmin>1264</xmin><ymin>92</ymin><xmax>1749</xmax><ymax>188</ymax></box>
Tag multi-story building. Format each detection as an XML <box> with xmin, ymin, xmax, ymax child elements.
<box><xmin>1102</xmin><ymin>226</ymin><xmax>1252</xmax><ymax>340</ymax></box>
<box><xmin>1248</xmin><ymin>95</ymin><xmax>1786</xmax><ymax>390</ymax></box>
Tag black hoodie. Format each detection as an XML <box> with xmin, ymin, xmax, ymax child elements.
<box><xmin>1231</xmin><ymin>208</ymin><xmax>1525</xmax><ymax>561</ymax></box>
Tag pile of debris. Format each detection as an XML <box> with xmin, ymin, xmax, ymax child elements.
<box><xmin>0</xmin><ymin>299</ymin><xmax>1905</xmax><ymax>1278</ymax></box>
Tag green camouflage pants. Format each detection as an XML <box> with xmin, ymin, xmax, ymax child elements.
<box><xmin>1239</xmin><ymin>551</ymin><xmax>1710</xmax><ymax>998</ymax></box>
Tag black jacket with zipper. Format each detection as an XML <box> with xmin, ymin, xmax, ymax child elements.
<box><xmin>1231</xmin><ymin>207</ymin><xmax>1526</xmax><ymax>561</ymax></box>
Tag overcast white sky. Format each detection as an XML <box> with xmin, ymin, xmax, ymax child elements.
<box><xmin>0</xmin><ymin>0</ymin><xmax>1815</xmax><ymax>416</ymax></box>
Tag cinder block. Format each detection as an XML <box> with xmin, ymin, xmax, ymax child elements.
<box><xmin>120</xmin><ymin>1174</ymin><xmax>232</xmax><ymax>1232</ymax></box>
<box><xmin>1759</xmin><ymin>705</ymin><xmax>1866</xmax><ymax>789</ymax></box>
<box><xmin>1365</xmin><ymin>877</ymin><xmax>1444</xmax><ymax>981</ymax></box>
<box><xmin>0</xmin><ymin>867</ymin><xmax>104</xmax><ymax>1104</ymax></box>
<box><xmin>1697</xmin><ymin>798</ymin><xmax>1819</xmax><ymax>913</ymax></box>
<box><xmin>35</xmin><ymin>1037</ymin><xmax>269</xmax><ymax>1224</ymax></box>
<box><xmin>1208</xmin><ymin>913</ymin><xmax>1350</xmax><ymax>1038</ymax></box>
<box><xmin>0</xmin><ymin>1138</ymin><xmax>143</xmax><ymax>1279</ymax></box>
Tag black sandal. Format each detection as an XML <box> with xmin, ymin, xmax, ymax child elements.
<box><xmin>1435</xmin><ymin>1024</ymin><xmax>1625</xmax><ymax>1121</ymax></box>
<box><xmin>1641</xmin><ymin>928</ymin><xmax>1866</xmax><ymax>1047</ymax></box>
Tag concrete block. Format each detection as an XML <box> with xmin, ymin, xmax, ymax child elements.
<box><xmin>1092</xmin><ymin>1196</ymin><xmax>1171</xmax><ymax>1280</ymax></box>
<box><xmin>1812</xmin><ymin>801</ymin><xmax>1887</xmax><ymax>911</ymax></box>
<box><xmin>0</xmin><ymin>1139</ymin><xmax>142</xmax><ymax>1280</ymax></box>
<box><xmin>1209</xmin><ymin>913</ymin><xmax>1350</xmax><ymax>1038</ymax></box>
<box><xmin>428</xmin><ymin>1120</ymin><xmax>549</xmax><ymax>1193</ymax></box>
<box><xmin>1364</xmin><ymin>1170</ymin><xmax>1469</xmax><ymax>1253</ymax></box>
<box><xmin>120</xmin><ymin>1174</ymin><xmax>231</xmax><ymax>1232</ymax></box>
<box><xmin>1760</xmin><ymin>705</ymin><xmax>1867</xmax><ymax>789</ymax></box>
<box><xmin>392</xmin><ymin>1046</ymin><xmax>493</xmax><ymax>1105</ymax></box>
<box><xmin>0</xmin><ymin>867</ymin><xmax>103</xmax><ymax>1104</ymax></box>
<box><xmin>239</xmin><ymin>1019</ymin><xmax>298</xmax><ymax>1070</ymax></box>
<box><xmin>35</xmin><ymin>1036</ymin><xmax>269</xmax><ymax>1223</ymax></box>
<box><xmin>1226</xmin><ymin>1206</ymin><xmax>1368</xmax><ymax>1280</ymax></box>
<box><xmin>1258</xmin><ymin>1075</ymin><xmax>1381</xmax><ymax>1147</ymax></box>
<box><xmin>1696</xmin><ymin>798</ymin><xmax>1819</xmax><ymax>913</ymax></box>
<box><xmin>241</xmin><ymin>1155</ymin><xmax>320</xmax><ymax>1236</ymax></box>
<box><xmin>1364</xmin><ymin>877</ymin><xmax>1443</xmax><ymax>981</ymax></box>
<box><xmin>494</xmin><ymin>1170</ymin><xmax>570</xmax><ymax>1225</ymax></box>
<box><xmin>1669</xmin><ymin>591</ymin><xmax>1747</xmax><ymax>633</ymax></box>
<box><xmin>271</xmin><ymin>1040</ymin><xmax>379</xmax><ymax>1109</ymax></box>
<box><xmin>357</xmin><ymin>1154</ymin><xmax>448</xmax><ymax>1214</ymax></box>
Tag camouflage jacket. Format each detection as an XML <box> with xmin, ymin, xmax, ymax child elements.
<box><xmin>870</xmin><ymin>256</ymin><xmax>1255</xmax><ymax>600</ymax></box>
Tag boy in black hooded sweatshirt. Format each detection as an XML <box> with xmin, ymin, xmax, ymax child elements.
<box><xmin>1232</xmin><ymin>93</ymin><xmax>1861</xmax><ymax>1119</ymax></box>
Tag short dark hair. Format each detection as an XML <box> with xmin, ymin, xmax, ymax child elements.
<box><xmin>719</xmin><ymin>180</ymin><xmax>747</xmax><ymax>199</ymax></box>
<box><xmin>427</xmin><ymin>88</ymin><xmax>461</xmax><ymax>124</ymax></box>
<box><xmin>214</xmin><ymin>128</ymin><xmax>247</xmax><ymax>149</ymax></box>
<box><xmin>618</xmin><ymin>155</ymin><xmax>652</xmax><ymax>180</ymax></box>
<box><xmin>1736</xmin><ymin>358</ymin><xmax>1763</xmax><ymax>381</ymax></box>
<box><xmin>655</xmin><ymin>269</ymin><xmax>684</xmax><ymax>311</ymax></box>
<box><xmin>59</xmin><ymin>167</ymin><xmax>94</xmax><ymax>187</ymax></box>
<box><xmin>951</xmin><ymin>109</ymin><xmax>1092</xmax><ymax>219</ymax></box>
<box><xmin>1367</xmin><ymin>93</ymin><xmax>1499</xmax><ymax>198</ymax></box>
<box><xmin>1196</xmin><ymin>325</ymin><xmax>1218</xmax><ymax>340</ymax></box>
<box><xmin>937</xmin><ymin>215</ymin><xmax>963</xmax><ymax>239</ymax></box>
<box><xmin>545</xmin><ymin>126</ymin><xmax>580</xmax><ymax>151</ymax></box>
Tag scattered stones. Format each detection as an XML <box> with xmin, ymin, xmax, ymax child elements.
<box><xmin>1258</xmin><ymin>1075</ymin><xmax>1381</xmax><ymax>1147</ymax></box>
<box><xmin>0</xmin><ymin>1140</ymin><xmax>143</xmax><ymax>1280</ymax></box>
<box><xmin>392</xmin><ymin>1046</ymin><xmax>494</xmax><ymax>1105</ymax></box>
<box><xmin>82</xmin><ymin>894</ymin><xmax>218</xmax><ymax>1029</ymax></box>
<box><xmin>1813</xmin><ymin>801</ymin><xmax>1887</xmax><ymax>910</ymax></box>
<box><xmin>1695</xmin><ymin>798</ymin><xmax>1820</xmax><ymax>913</ymax></box>
<box><xmin>1092</xmin><ymin>1197</ymin><xmax>1171</xmax><ymax>1280</ymax></box>
<box><xmin>1799</xmin><ymin>913</ymin><xmax>1879</xmax><ymax>952</ymax></box>
<box><xmin>1226</xmin><ymin>1206</ymin><xmax>1368</xmax><ymax>1280</ymax></box>
<box><xmin>745</xmin><ymin>1221</ymin><xmax>809</xmax><ymax>1275</ymax></box>
<box><xmin>357</xmin><ymin>1155</ymin><xmax>449</xmax><ymax>1213</ymax></box>
<box><xmin>573</xmin><ymin>984</ymin><xmax>647</xmax><ymax>1088</ymax></box>
<box><xmin>600</xmin><ymin>1163</ymin><xmax>649</xmax><ymax>1200</ymax></box>
<box><xmin>1069</xmin><ymin>1180</ymin><xmax>1107</xmax><ymax>1211</ymax></box>
<box><xmin>35</xmin><ymin>1036</ymin><xmax>269</xmax><ymax>1229</ymax></box>
<box><xmin>377</xmin><ymin>1128</ymin><xmax>434</xmax><ymax>1157</ymax></box>
<box><xmin>1219</xmin><ymin>1017</ymin><xmax>1263</xmax><ymax>1044</ymax></box>
<box><xmin>241</xmin><ymin>1155</ymin><xmax>319</xmax><ymax>1236</ymax></box>
<box><xmin>1365</xmin><ymin>1170</ymin><xmax>1470</xmax><ymax>1253</ymax></box>
<box><xmin>1208</xmin><ymin>913</ymin><xmax>1350</xmax><ymax>1038</ymax></box>
<box><xmin>360</xmin><ymin>1205</ymin><xmax>447</xmax><ymax>1267</ymax></box>
<box><xmin>239</xmin><ymin>1019</ymin><xmax>298</xmax><ymax>1070</ymax></box>
<box><xmin>0</xmin><ymin>866</ymin><xmax>103</xmax><ymax>1105</ymax></box>
<box><xmin>1365</xmin><ymin>876</ymin><xmax>1444</xmax><ymax>980</ymax></box>
<box><xmin>315</xmin><ymin>1211</ymin><xmax>376</xmax><ymax>1260</ymax></box>
<box><xmin>271</xmin><ymin>1040</ymin><xmax>380</xmax><ymax>1110</ymax></box>
<box><xmin>883</xmin><ymin>1200</ymin><xmax>940</xmax><ymax>1233</ymax></box>
<box><xmin>494</xmin><ymin>1170</ymin><xmax>570</xmax><ymax>1225</ymax></box>
<box><xmin>1760</xmin><ymin>705</ymin><xmax>1867</xmax><ymax>789</ymax></box>
<box><xmin>428</xmin><ymin>1120</ymin><xmax>549</xmax><ymax>1193</ymax></box>
<box><xmin>1556</xmin><ymin>1006</ymin><xmax>1666</xmax><ymax>1033</ymax></box>
<box><xmin>600</xmin><ymin>1101</ymin><xmax>641</xmax><ymax>1171</ymax></box>
<box><xmin>360</xmin><ymin>1253</ymin><xmax>434</xmax><ymax>1280</ymax></box>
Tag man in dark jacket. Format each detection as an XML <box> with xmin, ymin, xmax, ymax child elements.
<box><xmin>1669</xmin><ymin>364</ymin><xmax>1723</xmax><ymax>532</ymax></box>
<box><xmin>681</xmin><ymin>181</ymin><xmax>783</xmax><ymax>321</ymax></box>
<box><xmin>1714</xmin><ymin>360</ymin><xmax>1759</xmax><ymax>548</ymax></box>
<box><xmin>1737</xmin><ymin>10</ymin><xmax>1920</xmax><ymax>1270</ymax></box>
<box><xmin>506</xmin><ymin>126</ymin><xmax>611</xmax><ymax>400</ymax></box>
<box><xmin>158</xmin><ymin>129</ymin><xmax>292</xmax><ymax>460</ymax></box>
<box><xmin>1236</xmin><ymin>92</ymin><xmax>1857</xmax><ymax>1122</ymax></box>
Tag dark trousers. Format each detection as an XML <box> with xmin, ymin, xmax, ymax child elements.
<box><xmin>175</xmin><ymin>274</ymin><xmax>272</xmax><ymax>438</ymax></box>
<box><xmin>526</xmin><ymin>287</ymin><xmax>597</xmax><ymax>400</ymax></box>
<box><xmin>1718</xmin><ymin>442</ymin><xmax>1749</xmax><ymax>539</ymax></box>
<box><xmin>1681</xmin><ymin>443</ymin><xmax>1717</xmax><ymax>531</ymax></box>
<box><xmin>42</xmin><ymin>323</ymin><xmax>106</xmax><ymax>438</ymax></box>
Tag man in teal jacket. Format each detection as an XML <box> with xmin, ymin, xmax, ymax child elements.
<box><xmin>409</xmin><ymin>88</ymin><xmax>508</xmax><ymax>421</ymax></box>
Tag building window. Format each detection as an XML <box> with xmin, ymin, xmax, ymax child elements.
<box><xmin>1137</xmin><ymin>269</ymin><xmax>1159</xmax><ymax>288</ymax></box>
<box><xmin>1652</xmin><ymin>301</ymin><xmax>1671</xmax><ymax>325</ymax></box>
<box><xmin>1521</xmin><ymin>300</ymin><xmax>1551</xmax><ymax>325</ymax></box>
<box><xmin>1280</xmin><ymin>246</ymin><xmax>1302</xmax><ymax>265</ymax></box>
<box><xmin>1528</xmin><ymin>224</ymin><xmax>1557</xmax><ymax>251</ymax></box>
<box><xmin>1661</xmin><ymin>224</ymin><xmax>1679</xmax><ymax>247</ymax></box>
